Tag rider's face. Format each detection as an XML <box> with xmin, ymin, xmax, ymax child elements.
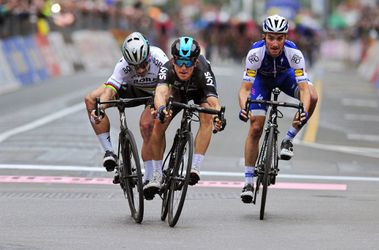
<box><xmin>264</xmin><ymin>33</ymin><xmax>287</xmax><ymax>57</ymax></box>
<box><xmin>173</xmin><ymin>59</ymin><xmax>196</xmax><ymax>81</ymax></box>
<box><xmin>130</xmin><ymin>60</ymin><xmax>149</xmax><ymax>76</ymax></box>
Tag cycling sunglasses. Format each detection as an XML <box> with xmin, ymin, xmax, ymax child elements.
<box><xmin>174</xmin><ymin>58</ymin><xmax>195</xmax><ymax>67</ymax></box>
<box><xmin>130</xmin><ymin>60</ymin><xmax>149</xmax><ymax>70</ymax></box>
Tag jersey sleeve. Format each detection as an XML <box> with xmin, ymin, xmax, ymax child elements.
<box><xmin>156</xmin><ymin>61</ymin><xmax>172</xmax><ymax>87</ymax></box>
<box><xmin>200</xmin><ymin>57</ymin><xmax>218</xmax><ymax>98</ymax></box>
<box><xmin>284</xmin><ymin>45</ymin><xmax>309</xmax><ymax>84</ymax></box>
<box><xmin>242</xmin><ymin>47</ymin><xmax>263</xmax><ymax>84</ymax></box>
<box><xmin>105</xmin><ymin>58</ymin><xmax>129</xmax><ymax>93</ymax></box>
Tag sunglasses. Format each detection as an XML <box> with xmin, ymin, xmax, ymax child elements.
<box><xmin>130</xmin><ymin>60</ymin><xmax>149</xmax><ymax>70</ymax></box>
<box><xmin>174</xmin><ymin>58</ymin><xmax>195</xmax><ymax>67</ymax></box>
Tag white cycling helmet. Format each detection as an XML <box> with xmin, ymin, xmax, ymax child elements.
<box><xmin>262</xmin><ymin>15</ymin><xmax>289</xmax><ymax>34</ymax></box>
<box><xmin>121</xmin><ymin>32</ymin><xmax>150</xmax><ymax>65</ymax></box>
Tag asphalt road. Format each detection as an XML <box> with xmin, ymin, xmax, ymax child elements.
<box><xmin>0</xmin><ymin>59</ymin><xmax>379</xmax><ymax>250</ymax></box>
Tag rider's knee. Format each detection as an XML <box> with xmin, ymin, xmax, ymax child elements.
<box><xmin>84</xmin><ymin>93</ymin><xmax>94</xmax><ymax>108</ymax></box>
<box><xmin>311</xmin><ymin>89</ymin><xmax>319</xmax><ymax>106</ymax></box>
<box><xmin>140</xmin><ymin>120</ymin><xmax>154</xmax><ymax>139</ymax></box>
<box><xmin>250</xmin><ymin>124</ymin><xmax>264</xmax><ymax>139</ymax></box>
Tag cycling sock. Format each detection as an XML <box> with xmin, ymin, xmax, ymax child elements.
<box><xmin>143</xmin><ymin>160</ymin><xmax>153</xmax><ymax>182</ymax></box>
<box><xmin>283</xmin><ymin>126</ymin><xmax>299</xmax><ymax>142</ymax></box>
<box><xmin>244</xmin><ymin>166</ymin><xmax>255</xmax><ymax>184</ymax></box>
<box><xmin>192</xmin><ymin>154</ymin><xmax>204</xmax><ymax>170</ymax></box>
<box><xmin>97</xmin><ymin>132</ymin><xmax>113</xmax><ymax>152</ymax></box>
<box><xmin>152</xmin><ymin>160</ymin><xmax>163</xmax><ymax>175</ymax></box>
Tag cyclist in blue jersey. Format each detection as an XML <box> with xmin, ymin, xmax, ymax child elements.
<box><xmin>238</xmin><ymin>15</ymin><xmax>318</xmax><ymax>203</ymax></box>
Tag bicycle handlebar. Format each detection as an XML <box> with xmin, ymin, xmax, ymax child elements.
<box><xmin>95</xmin><ymin>96</ymin><xmax>152</xmax><ymax>116</ymax></box>
<box><xmin>165</xmin><ymin>96</ymin><xmax>226</xmax><ymax>134</ymax></box>
<box><xmin>244</xmin><ymin>97</ymin><xmax>304</xmax><ymax>125</ymax></box>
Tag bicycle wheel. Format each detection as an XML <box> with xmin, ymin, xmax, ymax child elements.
<box><xmin>119</xmin><ymin>130</ymin><xmax>144</xmax><ymax>223</ymax></box>
<box><xmin>167</xmin><ymin>132</ymin><xmax>193</xmax><ymax>227</ymax></box>
<box><xmin>161</xmin><ymin>137</ymin><xmax>180</xmax><ymax>221</ymax></box>
<box><xmin>259</xmin><ymin>127</ymin><xmax>275</xmax><ymax>220</ymax></box>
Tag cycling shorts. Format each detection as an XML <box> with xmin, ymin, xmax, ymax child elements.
<box><xmin>248</xmin><ymin>68</ymin><xmax>311</xmax><ymax>116</ymax></box>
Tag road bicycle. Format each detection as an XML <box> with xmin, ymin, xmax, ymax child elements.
<box><xmin>159</xmin><ymin>98</ymin><xmax>226</xmax><ymax>227</ymax></box>
<box><xmin>244</xmin><ymin>88</ymin><xmax>304</xmax><ymax>220</ymax></box>
<box><xmin>95</xmin><ymin>96</ymin><xmax>151</xmax><ymax>223</ymax></box>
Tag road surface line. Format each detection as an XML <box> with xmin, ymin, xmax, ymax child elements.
<box><xmin>0</xmin><ymin>175</ymin><xmax>346</xmax><ymax>190</ymax></box>
<box><xmin>0</xmin><ymin>164</ymin><xmax>378</xmax><ymax>182</ymax></box>
<box><xmin>0</xmin><ymin>102</ymin><xmax>84</xmax><ymax>143</ymax></box>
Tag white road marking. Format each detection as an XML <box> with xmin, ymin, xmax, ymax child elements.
<box><xmin>342</xmin><ymin>98</ymin><xmax>378</xmax><ymax>108</ymax></box>
<box><xmin>0</xmin><ymin>164</ymin><xmax>378</xmax><ymax>182</ymax></box>
<box><xmin>347</xmin><ymin>134</ymin><xmax>379</xmax><ymax>142</ymax></box>
<box><xmin>0</xmin><ymin>102</ymin><xmax>84</xmax><ymax>143</ymax></box>
<box><xmin>299</xmin><ymin>141</ymin><xmax>379</xmax><ymax>158</ymax></box>
<box><xmin>344</xmin><ymin>113</ymin><xmax>379</xmax><ymax>122</ymax></box>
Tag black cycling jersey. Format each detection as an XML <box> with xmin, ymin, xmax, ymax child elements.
<box><xmin>157</xmin><ymin>55</ymin><xmax>218</xmax><ymax>104</ymax></box>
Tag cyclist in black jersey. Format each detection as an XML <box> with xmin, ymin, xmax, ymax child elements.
<box><xmin>143</xmin><ymin>36</ymin><xmax>226</xmax><ymax>197</ymax></box>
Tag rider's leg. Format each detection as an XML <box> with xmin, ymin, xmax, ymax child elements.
<box><xmin>139</xmin><ymin>107</ymin><xmax>155</xmax><ymax>182</ymax></box>
<box><xmin>143</xmin><ymin>117</ymin><xmax>171</xmax><ymax>195</ymax></box>
<box><xmin>241</xmin><ymin>115</ymin><xmax>265</xmax><ymax>203</ymax></box>
<box><xmin>84</xmin><ymin>86</ymin><xmax>117</xmax><ymax>170</ymax></box>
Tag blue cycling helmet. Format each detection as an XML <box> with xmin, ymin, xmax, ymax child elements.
<box><xmin>171</xmin><ymin>36</ymin><xmax>200</xmax><ymax>60</ymax></box>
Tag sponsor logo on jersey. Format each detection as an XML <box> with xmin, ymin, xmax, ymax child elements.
<box><xmin>246</xmin><ymin>69</ymin><xmax>256</xmax><ymax>77</ymax></box>
<box><xmin>291</xmin><ymin>54</ymin><xmax>302</xmax><ymax>64</ymax></box>
<box><xmin>204</xmin><ymin>72</ymin><xmax>215</xmax><ymax>86</ymax></box>
<box><xmin>122</xmin><ymin>66</ymin><xmax>132</xmax><ymax>74</ymax></box>
<box><xmin>152</xmin><ymin>57</ymin><xmax>163</xmax><ymax>67</ymax></box>
<box><xmin>158</xmin><ymin>67</ymin><xmax>168</xmax><ymax>80</ymax></box>
<box><xmin>248</xmin><ymin>53</ymin><xmax>259</xmax><ymax>63</ymax></box>
<box><xmin>133</xmin><ymin>77</ymin><xmax>154</xmax><ymax>84</ymax></box>
<box><xmin>294</xmin><ymin>68</ymin><xmax>304</xmax><ymax>77</ymax></box>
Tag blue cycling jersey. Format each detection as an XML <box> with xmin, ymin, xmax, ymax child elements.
<box><xmin>242</xmin><ymin>39</ymin><xmax>311</xmax><ymax>115</ymax></box>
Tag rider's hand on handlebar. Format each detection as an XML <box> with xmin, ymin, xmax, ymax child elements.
<box><xmin>156</xmin><ymin>105</ymin><xmax>172</xmax><ymax>123</ymax></box>
<box><xmin>239</xmin><ymin>109</ymin><xmax>249</xmax><ymax>122</ymax></box>
<box><xmin>90</xmin><ymin>109</ymin><xmax>105</xmax><ymax>124</ymax></box>
<box><xmin>293</xmin><ymin>111</ymin><xmax>308</xmax><ymax>128</ymax></box>
<box><xmin>213</xmin><ymin>116</ymin><xmax>226</xmax><ymax>132</ymax></box>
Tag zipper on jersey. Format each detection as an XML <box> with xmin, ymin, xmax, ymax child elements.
<box><xmin>273</xmin><ymin>57</ymin><xmax>277</xmax><ymax>78</ymax></box>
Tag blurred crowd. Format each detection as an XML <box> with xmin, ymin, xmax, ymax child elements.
<box><xmin>1</xmin><ymin>0</ymin><xmax>378</xmax><ymax>65</ymax></box>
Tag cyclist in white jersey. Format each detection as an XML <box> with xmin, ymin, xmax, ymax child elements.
<box><xmin>238</xmin><ymin>15</ymin><xmax>318</xmax><ymax>203</ymax></box>
<box><xmin>84</xmin><ymin>32</ymin><xmax>169</xmax><ymax>185</ymax></box>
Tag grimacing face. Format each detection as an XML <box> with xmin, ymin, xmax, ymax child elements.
<box><xmin>264</xmin><ymin>33</ymin><xmax>287</xmax><ymax>57</ymax></box>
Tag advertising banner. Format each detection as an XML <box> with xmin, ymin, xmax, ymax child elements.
<box><xmin>23</xmin><ymin>35</ymin><xmax>49</xmax><ymax>82</ymax></box>
<box><xmin>1</xmin><ymin>37</ymin><xmax>37</xmax><ymax>85</ymax></box>
<box><xmin>35</xmin><ymin>34</ymin><xmax>61</xmax><ymax>77</ymax></box>
<box><xmin>0</xmin><ymin>40</ymin><xmax>21</xmax><ymax>94</ymax></box>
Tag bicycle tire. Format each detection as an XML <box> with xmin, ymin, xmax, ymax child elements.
<box><xmin>119</xmin><ymin>131</ymin><xmax>144</xmax><ymax>223</ymax></box>
<box><xmin>167</xmin><ymin>132</ymin><xmax>193</xmax><ymax>227</ymax></box>
<box><xmin>260</xmin><ymin>127</ymin><xmax>275</xmax><ymax>220</ymax></box>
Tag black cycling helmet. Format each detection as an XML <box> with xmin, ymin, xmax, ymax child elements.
<box><xmin>171</xmin><ymin>36</ymin><xmax>200</xmax><ymax>60</ymax></box>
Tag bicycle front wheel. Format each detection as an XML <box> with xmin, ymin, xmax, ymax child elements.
<box><xmin>168</xmin><ymin>132</ymin><xmax>193</xmax><ymax>227</ymax></box>
<box><xmin>260</xmin><ymin>127</ymin><xmax>275</xmax><ymax>220</ymax></box>
<box><xmin>119</xmin><ymin>131</ymin><xmax>144</xmax><ymax>223</ymax></box>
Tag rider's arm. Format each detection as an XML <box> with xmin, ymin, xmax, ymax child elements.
<box><xmin>99</xmin><ymin>86</ymin><xmax>117</xmax><ymax>110</ymax></box>
<box><xmin>297</xmin><ymin>81</ymin><xmax>311</xmax><ymax>113</ymax></box>
<box><xmin>154</xmin><ymin>84</ymin><xmax>170</xmax><ymax>109</ymax></box>
<box><xmin>239</xmin><ymin>81</ymin><xmax>252</xmax><ymax>109</ymax></box>
<box><xmin>206</xmin><ymin>96</ymin><xmax>221</xmax><ymax>110</ymax></box>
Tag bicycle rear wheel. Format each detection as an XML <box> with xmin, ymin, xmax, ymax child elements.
<box><xmin>168</xmin><ymin>132</ymin><xmax>193</xmax><ymax>227</ymax></box>
<box><xmin>119</xmin><ymin>131</ymin><xmax>144</xmax><ymax>223</ymax></box>
<box><xmin>259</xmin><ymin>127</ymin><xmax>275</xmax><ymax>220</ymax></box>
